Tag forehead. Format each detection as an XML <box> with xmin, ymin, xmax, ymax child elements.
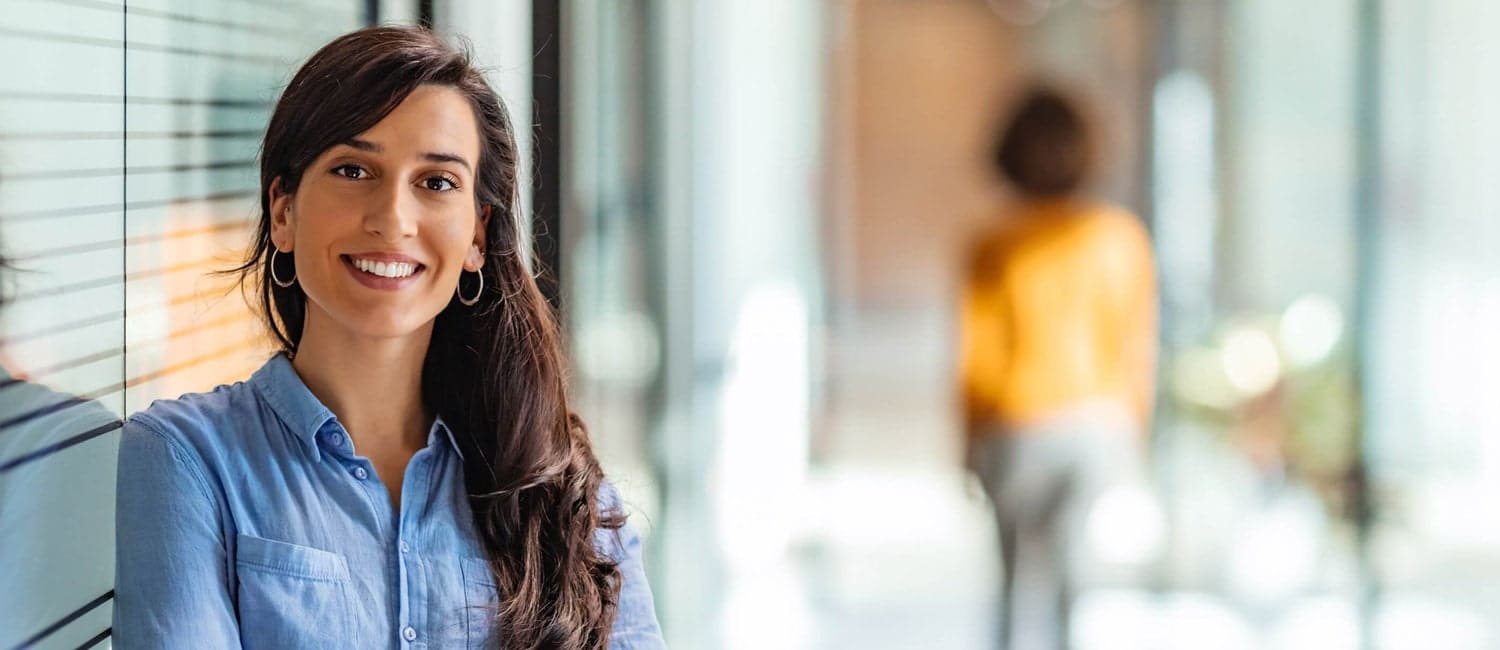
<box><xmin>352</xmin><ymin>84</ymin><xmax>480</xmax><ymax>161</ymax></box>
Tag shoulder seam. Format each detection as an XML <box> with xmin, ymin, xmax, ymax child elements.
<box><xmin>127</xmin><ymin>413</ymin><xmax>219</xmax><ymax>507</ymax></box>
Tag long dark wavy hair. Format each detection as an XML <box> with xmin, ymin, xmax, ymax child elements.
<box><xmin>228</xmin><ymin>26</ymin><xmax>624</xmax><ymax>648</ymax></box>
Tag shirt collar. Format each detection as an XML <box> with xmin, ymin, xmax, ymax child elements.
<box><xmin>430</xmin><ymin>414</ymin><xmax>466</xmax><ymax>461</ymax></box>
<box><xmin>249</xmin><ymin>352</ymin><xmax>467</xmax><ymax>461</ymax></box>
<box><xmin>249</xmin><ymin>353</ymin><xmax>339</xmax><ymax>458</ymax></box>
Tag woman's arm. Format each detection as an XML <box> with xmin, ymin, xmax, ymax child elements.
<box><xmin>1096</xmin><ymin>211</ymin><xmax>1159</xmax><ymax>435</ymax></box>
<box><xmin>958</xmin><ymin>238</ymin><xmax>1009</xmax><ymax>456</ymax></box>
<box><xmin>598</xmin><ymin>482</ymin><xmax>667</xmax><ymax>649</ymax></box>
<box><xmin>114</xmin><ymin>416</ymin><xmax>241</xmax><ymax>647</ymax></box>
<box><xmin>607</xmin><ymin>519</ymin><xmax>668</xmax><ymax>649</ymax></box>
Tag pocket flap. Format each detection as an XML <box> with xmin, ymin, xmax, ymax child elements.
<box><xmin>236</xmin><ymin>533</ymin><xmax>350</xmax><ymax>581</ymax></box>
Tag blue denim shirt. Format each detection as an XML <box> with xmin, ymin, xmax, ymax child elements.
<box><xmin>114</xmin><ymin>353</ymin><xmax>666</xmax><ymax>649</ymax></box>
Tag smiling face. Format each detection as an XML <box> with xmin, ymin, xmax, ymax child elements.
<box><xmin>268</xmin><ymin>84</ymin><xmax>489</xmax><ymax>342</ymax></box>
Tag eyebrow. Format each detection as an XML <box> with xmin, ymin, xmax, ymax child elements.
<box><xmin>342</xmin><ymin>137</ymin><xmax>473</xmax><ymax>174</ymax></box>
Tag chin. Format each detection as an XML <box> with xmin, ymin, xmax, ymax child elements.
<box><xmin>339</xmin><ymin>306</ymin><xmax>440</xmax><ymax>341</ymax></box>
<box><xmin>303</xmin><ymin>291</ymin><xmax>444</xmax><ymax>343</ymax></box>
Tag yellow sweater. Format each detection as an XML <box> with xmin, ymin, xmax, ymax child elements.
<box><xmin>959</xmin><ymin>199</ymin><xmax>1158</xmax><ymax>439</ymax></box>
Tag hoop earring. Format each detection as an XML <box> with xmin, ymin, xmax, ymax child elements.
<box><xmin>270</xmin><ymin>248</ymin><xmax>297</xmax><ymax>288</ymax></box>
<box><xmin>457</xmin><ymin>268</ymin><xmax>484</xmax><ymax>306</ymax></box>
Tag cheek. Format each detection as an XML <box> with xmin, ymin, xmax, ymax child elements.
<box><xmin>291</xmin><ymin>219</ymin><xmax>343</xmax><ymax>254</ymax></box>
<box><xmin>432</xmin><ymin>216</ymin><xmax>480</xmax><ymax>257</ymax></box>
<box><xmin>292</xmin><ymin>198</ymin><xmax>359</xmax><ymax>245</ymax></box>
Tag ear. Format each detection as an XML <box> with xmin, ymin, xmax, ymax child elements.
<box><xmin>268</xmin><ymin>177</ymin><xmax>295</xmax><ymax>252</ymax></box>
<box><xmin>466</xmin><ymin>205</ymin><xmax>490</xmax><ymax>272</ymax></box>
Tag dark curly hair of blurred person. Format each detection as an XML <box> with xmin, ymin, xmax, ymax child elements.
<box><xmin>993</xmin><ymin>85</ymin><xmax>1095</xmax><ymax>198</ymax></box>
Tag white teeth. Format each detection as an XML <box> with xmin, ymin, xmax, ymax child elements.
<box><xmin>352</xmin><ymin>258</ymin><xmax>417</xmax><ymax>278</ymax></box>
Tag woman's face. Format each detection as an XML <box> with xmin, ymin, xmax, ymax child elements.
<box><xmin>269</xmin><ymin>84</ymin><xmax>489</xmax><ymax>343</ymax></box>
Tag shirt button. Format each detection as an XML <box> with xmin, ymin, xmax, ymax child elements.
<box><xmin>327</xmin><ymin>431</ymin><xmax>345</xmax><ymax>447</ymax></box>
<box><xmin>399</xmin><ymin>540</ymin><xmax>410</xmax><ymax>553</ymax></box>
<box><xmin>353</xmin><ymin>467</ymin><xmax>368</xmax><ymax>480</ymax></box>
<box><xmin>402</xmin><ymin>626</ymin><xmax>417</xmax><ymax>642</ymax></box>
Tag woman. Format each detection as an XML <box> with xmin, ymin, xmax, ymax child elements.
<box><xmin>114</xmin><ymin>27</ymin><xmax>665</xmax><ymax>649</ymax></box>
<box><xmin>959</xmin><ymin>85</ymin><xmax>1157</xmax><ymax>650</ymax></box>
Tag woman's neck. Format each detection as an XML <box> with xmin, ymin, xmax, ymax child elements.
<box><xmin>290</xmin><ymin>308</ymin><xmax>433</xmax><ymax>454</ymax></box>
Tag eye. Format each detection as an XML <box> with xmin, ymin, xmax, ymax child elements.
<box><xmin>422</xmin><ymin>175</ymin><xmax>459</xmax><ymax>192</ymax></box>
<box><xmin>331</xmin><ymin>164</ymin><xmax>368</xmax><ymax>180</ymax></box>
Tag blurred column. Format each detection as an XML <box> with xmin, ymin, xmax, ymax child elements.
<box><xmin>565</xmin><ymin>0</ymin><xmax>827</xmax><ymax>647</ymax></box>
<box><xmin>689</xmin><ymin>1</ymin><xmax>826</xmax><ymax>647</ymax></box>
<box><xmin>1365</xmin><ymin>0</ymin><xmax>1500</xmax><ymax>646</ymax></box>
<box><xmin>689</xmin><ymin>0</ymin><xmax>821</xmax><ymax>521</ymax></box>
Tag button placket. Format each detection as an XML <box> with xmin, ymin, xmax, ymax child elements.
<box><xmin>395</xmin><ymin>509</ymin><xmax>414</xmax><ymax>649</ymax></box>
<box><xmin>395</xmin><ymin>450</ymin><xmax>435</xmax><ymax>647</ymax></box>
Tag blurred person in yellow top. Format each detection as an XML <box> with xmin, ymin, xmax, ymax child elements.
<box><xmin>959</xmin><ymin>85</ymin><xmax>1158</xmax><ymax>650</ymax></box>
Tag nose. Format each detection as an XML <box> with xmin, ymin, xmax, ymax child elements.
<box><xmin>363</xmin><ymin>180</ymin><xmax>419</xmax><ymax>242</ymax></box>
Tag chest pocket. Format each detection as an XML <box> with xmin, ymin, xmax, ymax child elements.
<box><xmin>235</xmin><ymin>533</ymin><xmax>353</xmax><ymax>650</ymax></box>
<box><xmin>461</xmin><ymin>556</ymin><xmax>501</xmax><ymax>649</ymax></box>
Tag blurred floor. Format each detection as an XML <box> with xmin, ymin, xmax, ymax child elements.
<box><xmin>775</xmin><ymin>307</ymin><xmax>1498</xmax><ymax>650</ymax></box>
<box><xmin>797</xmin><ymin>308</ymin><xmax>998</xmax><ymax>650</ymax></box>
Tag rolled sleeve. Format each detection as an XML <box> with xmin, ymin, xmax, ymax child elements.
<box><xmin>113</xmin><ymin>415</ymin><xmax>241</xmax><ymax>648</ymax></box>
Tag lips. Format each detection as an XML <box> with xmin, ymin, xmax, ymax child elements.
<box><xmin>340</xmin><ymin>254</ymin><xmax>426</xmax><ymax>291</ymax></box>
<box><xmin>349</xmin><ymin>257</ymin><xmax>419</xmax><ymax>278</ymax></box>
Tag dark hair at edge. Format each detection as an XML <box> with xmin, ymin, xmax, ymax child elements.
<box><xmin>223</xmin><ymin>26</ymin><xmax>625</xmax><ymax>648</ymax></box>
<box><xmin>993</xmin><ymin>84</ymin><xmax>1094</xmax><ymax>198</ymax></box>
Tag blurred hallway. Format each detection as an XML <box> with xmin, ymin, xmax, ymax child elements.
<box><xmin>5</xmin><ymin>0</ymin><xmax>1500</xmax><ymax>648</ymax></box>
